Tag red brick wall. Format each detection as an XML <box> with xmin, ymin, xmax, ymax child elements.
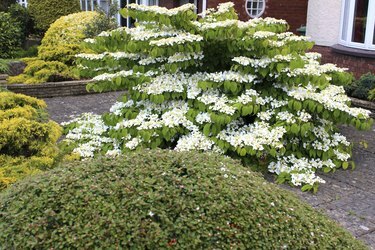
<box><xmin>263</xmin><ymin>0</ymin><xmax>308</xmax><ymax>33</ymax></box>
<box><xmin>311</xmin><ymin>46</ymin><xmax>375</xmax><ymax>79</ymax></box>
<box><xmin>159</xmin><ymin>0</ymin><xmax>308</xmax><ymax>33</ymax></box>
<box><xmin>207</xmin><ymin>0</ymin><xmax>308</xmax><ymax>33</ymax></box>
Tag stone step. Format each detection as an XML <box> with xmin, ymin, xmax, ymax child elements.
<box><xmin>0</xmin><ymin>74</ymin><xmax>8</xmax><ymax>81</ymax></box>
<box><xmin>0</xmin><ymin>80</ymin><xmax>7</xmax><ymax>84</ymax></box>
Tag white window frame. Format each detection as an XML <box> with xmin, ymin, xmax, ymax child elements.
<box><xmin>245</xmin><ymin>0</ymin><xmax>265</xmax><ymax>18</ymax></box>
<box><xmin>117</xmin><ymin>0</ymin><xmax>159</xmax><ymax>27</ymax></box>
<box><xmin>17</xmin><ymin>0</ymin><xmax>28</xmax><ymax>7</ymax></box>
<box><xmin>339</xmin><ymin>0</ymin><xmax>375</xmax><ymax>50</ymax></box>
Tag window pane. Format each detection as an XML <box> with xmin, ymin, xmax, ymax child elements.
<box><xmin>352</xmin><ymin>0</ymin><xmax>369</xmax><ymax>43</ymax></box>
<box><xmin>81</xmin><ymin>0</ymin><xmax>86</xmax><ymax>10</ymax></box>
<box><xmin>373</xmin><ymin>24</ymin><xmax>375</xmax><ymax>44</ymax></box>
<box><xmin>87</xmin><ymin>0</ymin><xmax>92</xmax><ymax>11</ymax></box>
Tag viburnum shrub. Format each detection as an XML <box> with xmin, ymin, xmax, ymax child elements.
<box><xmin>65</xmin><ymin>2</ymin><xmax>373</xmax><ymax>192</ymax></box>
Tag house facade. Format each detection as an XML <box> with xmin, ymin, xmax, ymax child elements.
<box><xmin>306</xmin><ymin>0</ymin><xmax>375</xmax><ymax>78</ymax></box>
<box><xmin>18</xmin><ymin>0</ymin><xmax>374</xmax><ymax>77</ymax></box>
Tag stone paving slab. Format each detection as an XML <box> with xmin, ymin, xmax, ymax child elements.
<box><xmin>43</xmin><ymin>92</ymin><xmax>375</xmax><ymax>249</ymax></box>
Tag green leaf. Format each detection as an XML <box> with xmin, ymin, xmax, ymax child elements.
<box><xmin>342</xmin><ymin>162</ymin><xmax>349</xmax><ymax>170</ymax></box>
<box><xmin>203</xmin><ymin>124</ymin><xmax>211</xmax><ymax>136</ymax></box>
<box><xmin>242</xmin><ymin>105</ymin><xmax>253</xmax><ymax>116</ymax></box>
<box><xmin>301</xmin><ymin>184</ymin><xmax>312</xmax><ymax>192</ymax></box>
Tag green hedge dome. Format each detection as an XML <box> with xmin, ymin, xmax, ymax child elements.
<box><xmin>28</xmin><ymin>0</ymin><xmax>81</xmax><ymax>33</ymax></box>
<box><xmin>0</xmin><ymin>150</ymin><xmax>367</xmax><ymax>249</ymax></box>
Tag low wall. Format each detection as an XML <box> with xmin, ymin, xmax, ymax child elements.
<box><xmin>0</xmin><ymin>80</ymin><xmax>95</xmax><ymax>98</ymax></box>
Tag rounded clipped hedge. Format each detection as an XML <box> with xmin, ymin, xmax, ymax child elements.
<box><xmin>0</xmin><ymin>150</ymin><xmax>367</xmax><ymax>249</ymax></box>
<box><xmin>38</xmin><ymin>11</ymin><xmax>99</xmax><ymax>64</ymax></box>
<box><xmin>28</xmin><ymin>0</ymin><xmax>81</xmax><ymax>33</ymax></box>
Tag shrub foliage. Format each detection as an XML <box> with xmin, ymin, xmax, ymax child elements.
<box><xmin>0</xmin><ymin>150</ymin><xmax>368</xmax><ymax>249</ymax></box>
<box><xmin>27</xmin><ymin>0</ymin><xmax>81</xmax><ymax>33</ymax></box>
<box><xmin>0</xmin><ymin>12</ymin><xmax>22</xmax><ymax>58</ymax></box>
<box><xmin>65</xmin><ymin>3</ymin><xmax>373</xmax><ymax>191</ymax></box>
<box><xmin>7</xmin><ymin>12</ymin><xmax>99</xmax><ymax>84</ymax></box>
<box><xmin>38</xmin><ymin>11</ymin><xmax>100</xmax><ymax>64</ymax></box>
<box><xmin>346</xmin><ymin>73</ymin><xmax>375</xmax><ymax>101</ymax></box>
<box><xmin>0</xmin><ymin>91</ymin><xmax>62</xmax><ymax>189</ymax></box>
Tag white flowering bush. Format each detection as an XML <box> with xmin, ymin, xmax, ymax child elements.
<box><xmin>65</xmin><ymin>2</ymin><xmax>373</xmax><ymax>192</ymax></box>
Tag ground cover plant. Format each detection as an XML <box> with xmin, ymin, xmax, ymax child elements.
<box><xmin>0</xmin><ymin>149</ymin><xmax>368</xmax><ymax>249</ymax></box>
<box><xmin>345</xmin><ymin>73</ymin><xmax>375</xmax><ymax>101</ymax></box>
<box><xmin>0</xmin><ymin>91</ymin><xmax>62</xmax><ymax>190</ymax></box>
<box><xmin>63</xmin><ymin>2</ymin><xmax>373</xmax><ymax>192</ymax></box>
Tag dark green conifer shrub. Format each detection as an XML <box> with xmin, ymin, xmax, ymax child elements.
<box><xmin>28</xmin><ymin>0</ymin><xmax>81</xmax><ymax>33</ymax></box>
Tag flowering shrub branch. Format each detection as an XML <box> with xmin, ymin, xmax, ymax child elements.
<box><xmin>65</xmin><ymin>2</ymin><xmax>373</xmax><ymax>192</ymax></box>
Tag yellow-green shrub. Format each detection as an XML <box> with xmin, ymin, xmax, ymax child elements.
<box><xmin>0</xmin><ymin>92</ymin><xmax>62</xmax><ymax>190</ymax></box>
<box><xmin>7</xmin><ymin>59</ymin><xmax>77</xmax><ymax>84</ymax></box>
<box><xmin>7</xmin><ymin>12</ymin><xmax>98</xmax><ymax>84</ymax></box>
<box><xmin>38</xmin><ymin>12</ymin><xmax>99</xmax><ymax>64</ymax></box>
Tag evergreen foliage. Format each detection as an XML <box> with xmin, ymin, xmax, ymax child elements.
<box><xmin>28</xmin><ymin>0</ymin><xmax>81</xmax><ymax>33</ymax></box>
<box><xmin>0</xmin><ymin>91</ymin><xmax>62</xmax><ymax>189</ymax></box>
<box><xmin>0</xmin><ymin>150</ymin><xmax>368</xmax><ymax>249</ymax></box>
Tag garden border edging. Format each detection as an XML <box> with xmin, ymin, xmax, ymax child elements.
<box><xmin>0</xmin><ymin>79</ymin><xmax>97</xmax><ymax>98</ymax></box>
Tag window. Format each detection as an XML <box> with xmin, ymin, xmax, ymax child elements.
<box><xmin>340</xmin><ymin>0</ymin><xmax>375</xmax><ymax>50</ymax></box>
<box><xmin>17</xmin><ymin>0</ymin><xmax>28</xmax><ymax>7</ymax></box>
<box><xmin>118</xmin><ymin>0</ymin><xmax>159</xmax><ymax>27</ymax></box>
<box><xmin>245</xmin><ymin>0</ymin><xmax>265</xmax><ymax>18</ymax></box>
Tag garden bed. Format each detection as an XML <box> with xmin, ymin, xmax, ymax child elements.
<box><xmin>0</xmin><ymin>79</ymin><xmax>96</xmax><ymax>98</ymax></box>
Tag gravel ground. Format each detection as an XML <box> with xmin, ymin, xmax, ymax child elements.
<box><xmin>43</xmin><ymin>92</ymin><xmax>375</xmax><ymax>248</ymax></box>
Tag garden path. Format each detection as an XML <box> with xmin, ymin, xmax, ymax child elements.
<box><xmin>43</xmin><ymin>92</ymin><xmax>375</xmax><ymax>249</ymax></box>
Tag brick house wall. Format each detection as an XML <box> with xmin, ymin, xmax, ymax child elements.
<box><xmin>159</xmin><ymin>0</ymin><xmax>308</xmax><ymax>33</ymax></box>
<box><xmin>311</xmin><ymin>46</ymin><xmax>375</xmax><ymax>79</ymax></box>
<box><xmin>206</xmin><ymin>0</ymin><xmax>308</xmax><ymax>33</ymax></box>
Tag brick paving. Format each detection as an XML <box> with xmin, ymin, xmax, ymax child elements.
<box><xmin>43</xmin><ymin>92</ymin><xmax>375</xmax><ymax>249</ymax></box>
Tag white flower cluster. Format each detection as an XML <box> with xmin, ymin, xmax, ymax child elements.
<box><xmin>62</xmin><ymin>113</ymin><xmax>118</xmax><ymax>159</ymax></box>
<box><xmin>134</xmin><ymin>73</ymin><xmax>191</xmax><ymax>95</ymax></box>
<box><xmin>276</xmin><ymin>111</ymin><xmax>295</xmax><ymax>123</ymax></box>
<box><xmin>253</xmin><ymin>31</ymin><xmax>276</xmax><ymax>39</ymax></box>
<box><xmin>175</xmin><ymin>131</ymin><xmax>214</xmax><ymax>151</ymax></box>
<box><xmin>195</xmin><ymin>112</ymin><xmax>211</xmax><ymax>124</ymax></box>
<box><xmin>278</xmin><ymin>84</ymin><xmax>371</xmax><ymax>119</ymax></box>
<box><xmin>216</xmin><ymin>2</ymin><xmax>235</xmax><ymax>14</ymax></box>
<box><xmin>126</xmin><ymin>25</ymin><xmax>184</xmax><ymax>41</ymax></box>
<box><xmin>218</xmin><ymin>120</ymin><xmax>286</xmax><ymax>150</ymax></box>
<box><xmin>236</xmin><ymin>89</ymin><xmax>260</xmax><ymax>104</ymax></box>
<box><xmin>127</xmin><ymin>3</ymin><xmax>195</xmax><ymax>16</ymax></box>
<box><xmin>193</xmin><ymin>20</ymin><xmax>238</xmax><ymax>30</ymax></box>
<box><xmin>110</xmin><ymin>101</ymin><xmax>134</xmax><ymax>116</ymax></box>
<box><xmin>167</xmin><ymin>52</ymin><xmax>204</xmax><ymax>63</ymax></box>
<box><xmin>268</xmin><ymin>155</ymin><xmax>336</xmax><ymax>186</ymax></box>
<box><xmin>205</xmin><ymin>71</ymin><xmax>256</xmax><ymax>83</ymax></box>
<box><xmin>284</xmin><ymin>63</ymin><xmax>347</xmax><ymax>77</ymax></box>
<box><xmin>92</xmin><ymin>70</ymin><xmax>135</xmax><ymax>82</ymax></box>
<box><xmin>149</xmin><ymin>33</ymin><xmax>203</xmax><ymax>46</ymax></box>
<box><xmin>303</xmin><ymin>125</ymin><xmax>350</xmax><ymax>152</ymax></box>
<box><xmin>198</xmin><ymin>90</ymin><xmax>236</xmax><ymax>115</ymax></box>
<box><xmin>76</xmin><ymin>52</ymin><xmax>141</xmax><ymax>61</ymax></box>
<box><xmin>232</xmin><ymin>56</ymin><xmax>272</xmax><ymax>68</ymax></box>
